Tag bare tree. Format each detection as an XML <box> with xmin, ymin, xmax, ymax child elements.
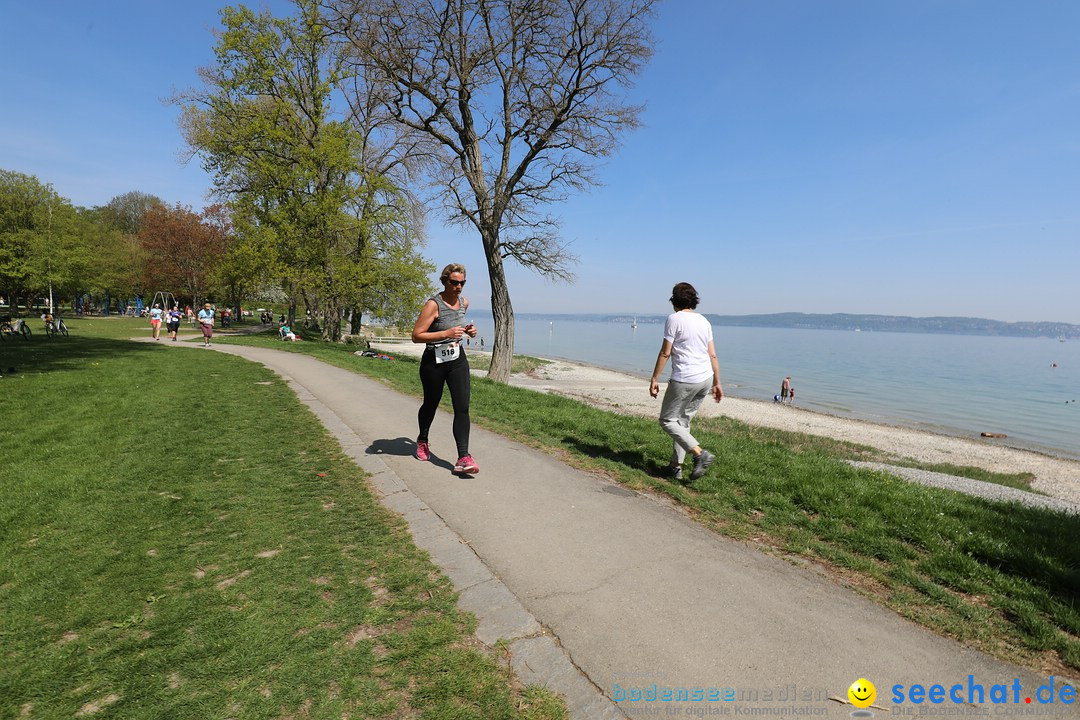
<box><xmin>101</xmin><ymin>191</ymin><xmax>165</xmax><ymax>235</ymax></box>
<box><xmin>325</xmin><ymin>0</ymin><xmax>657</xmax><ymax>381</ymax></box>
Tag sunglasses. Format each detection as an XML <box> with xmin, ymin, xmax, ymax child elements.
<box><xmin>447</xmin><ymin>279</ymin><xmax>466</xmax><ymax>287</ymax></box>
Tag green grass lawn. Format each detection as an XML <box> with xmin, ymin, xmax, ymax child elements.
<box><xmin>0</xmin><ymin>326</ymin><xmax>566</xmax><ymax>719</ymax></box>
<box><xmin>215</xmin><ymin>332</ymin><xmax>1080</xmax><ymax>679</ymax></box>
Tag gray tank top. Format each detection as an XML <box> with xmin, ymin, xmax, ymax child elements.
<box><xmin>425</xmin><ymin>294</ymin><xmax>467</xmax><ymax>349</ymax></box>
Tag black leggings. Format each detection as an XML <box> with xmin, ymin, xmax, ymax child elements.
<box><xmin>417</xmin><ymin>348</ymin><xmax>471</xmax><ymax>457</ymax></box>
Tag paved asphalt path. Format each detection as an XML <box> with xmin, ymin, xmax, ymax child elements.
<box><xmin>203</xmin><ymin>343</ymin><xmax>1077</xmax><ymax>719</ymax></box>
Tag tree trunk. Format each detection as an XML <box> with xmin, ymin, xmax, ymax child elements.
<box><xmin>484</xmin><ymin>233</ymin><xmax>514</xmax><ymax>383</ymax></box>
<box><xmin>322</xmin><ymin>299</ymin><xmax>342</xmax><ymax>341</ymax></box>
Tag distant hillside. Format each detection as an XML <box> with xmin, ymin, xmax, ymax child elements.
<box><xmin>701</xmin><ymin>313</ymin><xmax>1079</xmax><ymax>339</ymax></box>
<box><xmin>504</xmin><ymin>312</ymin><xmax>1080</xmax><ymax>339</ymax></box>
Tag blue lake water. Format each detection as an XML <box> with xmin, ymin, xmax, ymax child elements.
<box><xmin>494</xmin><ymin>316</ymin><xmax>1080</xmax><ymax>461</ymax></box>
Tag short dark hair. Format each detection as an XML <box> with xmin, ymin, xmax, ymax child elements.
<box><xmin>670</xmin><ymin>282</ymin><xmax>699</xmax><ymax>310</ymax></box>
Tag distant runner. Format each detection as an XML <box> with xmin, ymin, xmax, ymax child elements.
<box><xmin>197</xmin><ymin>303</ymin><xmax>215</xmax><ymax>347</ymax></box>
<box><xmin>149</xmin><ymin>303</ymin><xmax>163</xmax><ymax>340</ymax></box>
<box><xmin>411</xmin><ymin>263</ymin><xmax>479</xmax><ymax>475</ymax></box>
<box><xmin>166</xmin><ymin>305</ymin><xmax>182</xmax><ymax>342</ymax></box>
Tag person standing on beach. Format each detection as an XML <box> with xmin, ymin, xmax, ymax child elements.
<box><xmin>197</xmin><ymin>302</ymin><xmax>215</xmax><ymax>347</ymax></box>
<box><xmin>781</xmin><ymin>376</ymin><xmax>791</xmax><ymax>404</ymax></box>
<box><xmin>649</xmin><ymin>282</ymin><xmax>723</xmax><ymax>482</ymax></box>
<box><xmin>411</xmin><ymin>263</ymin><xmax>479</xmax><ymax>475</ymax></box>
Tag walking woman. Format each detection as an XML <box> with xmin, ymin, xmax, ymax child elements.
<box><xmin>411</xmin><ymin>263</ymin><xmax>479</xmax><ymax>475</ymax></box>
<box><xmin>197</xmin><ymin>302</ymin><xmax>215</xmax><ymax>347</ymax></box>
<box><xmin>649</xmin><ymin>282</ymin><xmax>723</xmax><ymax>482</ymax></box>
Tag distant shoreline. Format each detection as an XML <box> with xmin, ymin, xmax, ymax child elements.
<box><xmin>463</xmin><ymin>311</ymin><xmax>1080</xmax><ymax>340</ymax></box>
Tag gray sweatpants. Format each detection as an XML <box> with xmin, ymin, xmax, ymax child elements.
<box><xmin>659</xmin><ymin>378</ymin><xmax>712</xmax><ymax>465</ymax></box>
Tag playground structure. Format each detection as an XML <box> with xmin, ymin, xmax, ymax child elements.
<box><xmin>149</xmin><ymin>291</ymin><xmax>178</xmax><ymax>314</ymax></box>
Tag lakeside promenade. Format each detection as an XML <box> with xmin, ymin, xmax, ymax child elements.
<box><xmin>208</xmin><ymin>341</ymin><xmax>1078</xmax><ymax>718</ymax></box>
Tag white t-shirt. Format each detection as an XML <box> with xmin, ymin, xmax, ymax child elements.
<box><xmin>663</xmin><ymin>311</ymin><xmax>715</xmax><ymax>384</ymax></box>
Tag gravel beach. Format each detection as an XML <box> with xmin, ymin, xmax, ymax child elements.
<box><xmin>371</xmin><ymin>342</ymin><xmax>1080</xmax><ymax>511</ymax></box>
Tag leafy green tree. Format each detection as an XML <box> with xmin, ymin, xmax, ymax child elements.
<box><xmin>178</xmin><ymin>0</ymin><xmax>433</xmax><ymax>341</ymax></box>
<box><xmin>327</xmin><ymin>0</ymin><xmax>657</xmax><ymax>380</ymax></box>
<box><xmin>0</xmin><ymin>170</ymin><xmax>101</xmax><ymax>311</ymax></box>
<box><xmin>80</xmin><ymin>208</ymin><xmax>143</xmax><ymax>309</ymax></box>
<box><xmin>22</xmin><ymin>198</ymin><xmax>85</xmax><ymax>309</ymax></box>
<box><xmin>0</xmin><ymin>169</ymin><xmax>51</xmax><ymax>309</ymax></box>
<box><xmin>212</xmin><ymin>213</ymin><xmax>268</xmax><ymax>320</ymax></box>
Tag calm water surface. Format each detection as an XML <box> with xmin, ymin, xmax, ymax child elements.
<box><xmin>499</xmin><ymin>317</ymin><xmax>1080</xmax><ymax>461</ymax></box>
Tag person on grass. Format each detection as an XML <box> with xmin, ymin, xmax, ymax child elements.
<box><xmin>149</xmin><ymin>303</ymin><xmax>164</xmax><ymax>340</ymax></box>
<box><xmin>197</xmin><ymin>303</ymin><xmax>215</xmax><ymax>347</ymax></box>
<box><xmin>649</xmin><ymin>282</ymin><xmax>723</xmax><ymax>483</ymax></box>
<box><xmin>167</xmin><ymin>305</ymin><xmax>182</xmax><ymax>342</ymax></box>
<box><xmin>411</xmin><ymin>263</ymin><xmax>479</xmax><ymax>475</ymax></box>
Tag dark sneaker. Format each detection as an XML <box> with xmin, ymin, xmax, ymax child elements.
<box><xmin>416</xmin><ymin>441</ymin><xmax>431</xmax><ymax>461</ymax></box>
<box><xmin>690</xmin><ymin>450</ymin><xmax>715</xmax><ymax>480</ymax></box>
<box><xmin>666</xmin><ymin>464</ymin><xmax>684</xmax><ymax>482</ymax></box>
<box><xmin>454</xmin><ymin>455</ymin><xmax>479</xmax><ymax>474</ymax></box>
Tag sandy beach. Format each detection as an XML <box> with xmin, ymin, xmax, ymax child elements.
<box><xmin>371</xmin><ymin>341</ymin><xmax>1080</xmax><ymax>507</ymax></box>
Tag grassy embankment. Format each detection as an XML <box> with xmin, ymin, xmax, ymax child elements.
<box><xmin>0</xmin><ymin>316</ymin><xmax>566</xmax><ymax>719</ymax></box>
<box><xmin>219</xmin><ymin>329</ymin><xmax>1080</xmax><ymax>679</ymax></box>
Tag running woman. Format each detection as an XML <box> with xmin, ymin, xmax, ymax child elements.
<box><xmin>166</xmin><ymin>305</ymin><xmax>183</xmax><ymax>341</ymax></box>
<box><xmin>411</xmin><ymin>263</ymin><xmax>479</xmax><ymax>475</ymax></box>
<box><xmin>148</xmin><ymin>303</ymin><xmax>164</xmax><ymax>340</ymax></box>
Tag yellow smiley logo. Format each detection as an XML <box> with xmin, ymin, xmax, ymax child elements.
<box><xmin>848</xmin><ymin>678</ymin><xmax>876</xmax><ymax>708</ymax></box>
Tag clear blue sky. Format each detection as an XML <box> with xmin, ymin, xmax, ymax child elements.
<box><xmin>3</xmin><ymin>1</ymin><xmax>1079</xmax><ymax>323</ymax></box>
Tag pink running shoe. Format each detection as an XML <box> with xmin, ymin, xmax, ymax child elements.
<box><xmin>453</xmin><ymin>455</ymin><xmax>479</xmax><ymax>474</ymax></box>
<box><xmin>415</xmin><ymin>441</ymin><xmax>430</xmax><ymax>461</ymax></box>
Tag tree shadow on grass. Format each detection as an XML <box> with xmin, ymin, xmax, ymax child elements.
<box><xmin>956</xmin><ymin>502</ymin><xmax>1080</xmax><ymax>611</ymax></box>
<box><xmin>0</xmin><ymin>335</ymin><xmax>177</xmax><ymax>376</ymax></box>
<box><xmin>561</xmin><ymin>437</ymin><xmax>667</xmax><ymax>478</ymax></box>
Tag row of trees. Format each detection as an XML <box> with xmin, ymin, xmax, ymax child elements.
<box><xmin>0</xmin><ymin>174</ymin><xmax>177</xmax><ymax>314</ymax></box>
<box><xmin>178</xmin><ymin>0</ymin><xmax>657</xmax><ymax>380</ymax></box>
<box><xmin>4</xmin><ymin>0</ymin><xmax>657</xmax><ymax>372</ymax></box>
<box><xmin>0</xmin><ymin>170</ymin><xmax>430</xmax><ymax>331</ymax></box>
